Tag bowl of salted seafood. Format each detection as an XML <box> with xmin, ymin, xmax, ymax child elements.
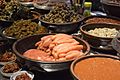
<box><xmin>12</xmin><ymin>33</ymin><xmax>90</xmax><ymax>72</ymax></box>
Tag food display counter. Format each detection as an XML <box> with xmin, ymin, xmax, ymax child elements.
<box><xmin>0</xmin><ymin>0</ymin><xmax>120</xmax><ymax>80</ymax></box>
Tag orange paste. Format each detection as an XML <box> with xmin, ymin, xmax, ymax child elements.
<box><xmin>74</xmin><ymin>57</ymin><xmax>120</xmax><ymax>80</ymax></box>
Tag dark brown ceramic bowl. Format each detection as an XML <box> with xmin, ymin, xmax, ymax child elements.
<box><xmin>80</xmin><ymin>23</ymin><xmax>120</xmax><ymax>52</ymax></box>
<box><xmin>70</xmin><ymin>54</ymin><xmax>120</xmax><ymax>80</ymax></box>
<box><xmin>101</xmin><ymin>0</ymin><xmax>120</xmax><ymax>18</ymax></box>
<box><xmin>0</xmin><ymin>19</ymin><xmax>48</xmax><ymax>46</ymax></box>
<box><xmin>39</xmin><ymin>15</ymin><xmax>84</xmax><ymax>33</ymax></box>
<box><xmin>12</xmin><ymin>33</ymin><xmax>90</xmax><ymax>72</ymax></box>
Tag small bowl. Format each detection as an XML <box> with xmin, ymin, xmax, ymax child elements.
<box><xmin>80</xmin><ymin>23</ymin><xmax>120</xmax><ymax>52</ymax></box>
<box><xmin>0</xmin><ymin>52</ymin><xmax>17</xmax><ymax>66</ymax></box>
<box><xmin>0</xmin><ymin>38</ymin><xmax>16</xmax><ymax>65</ymax></box>
<box><xmin>10</xmin><ymin>71</ymin><xmax>34</xmax><ymax>80</ymax></box>
<box><xmin>0</xmin><ymin>42</ymin><xmax>17</xmax><ymax>65</ymax></box>
<box><xmin>0</xmin><ymin>62</ymin><xmax>21</xmax><ymax>77</ymax></box>
<box><xmin>70</xmin><ymin>54</ymin><xmax>120</xmax><ymax>80</ymax></box>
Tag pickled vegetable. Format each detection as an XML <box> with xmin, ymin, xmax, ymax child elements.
<box><xmin>4</xmin><ymin>20</ymin><xmax>47</xmax><ymax>39</ymax></box>
<box><xmin>41</xmin><ymin>6</ymin><xmax>82</xmax><ymax>23</ymax></box>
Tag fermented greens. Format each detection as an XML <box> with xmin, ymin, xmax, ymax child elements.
<box><xmin>4</xmin><ymin>20</ymin><xmax>47</xmax><ymax>39</ymax></box>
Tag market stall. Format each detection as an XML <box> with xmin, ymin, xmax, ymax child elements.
<box><xmin>0</xmin><ymin>0</ymin><xmax>120</xmax><ymax>80</ymax></box>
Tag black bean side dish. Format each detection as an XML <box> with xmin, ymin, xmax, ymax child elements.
<box><xmin>109</xmin><ymin>0</ymin><xmax>120</xmax><ymax>5</ymax></box>
<box><xmin>41</xmin><ymin>6</ymin><xmax>82</xmax><ymax>23</ymax></box>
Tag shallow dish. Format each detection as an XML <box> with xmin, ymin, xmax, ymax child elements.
<box><xmin>0</xmin><ymin>62</ymin><xmax>21</xmax><ymax>77</ymax></box>
<box><xmin>33</xmin><ymin>3</ymin><xmax>52</xmax><ymax>10</ymax></box>
<box><xmin>0</xmin><ymin>52</ymin><xmax>16</xmax><ymax>66</ymax></box>
<box><xmin>10</xmin><ymin>71</ymin><xmax>34</xmax><ymax>80</ymax></box>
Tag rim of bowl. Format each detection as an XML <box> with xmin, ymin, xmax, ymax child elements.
<box><xmin>12</xmin><ymin>33</ymin><xmax>90</xmax><ymax>64</ymax></box>
<box><xmin>0</xmin><ymin>53</ymin><xmax>17</xmax><ymax>66</ymax></box>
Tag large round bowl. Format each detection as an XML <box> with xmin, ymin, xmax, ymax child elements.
<box><xmin>39</xmin><ymin>16</ymin><xmax>84</xmax><ymax>33</ymax></box>
<box><xmin>0</xmin><ymin>19</ymin><xmax>48</xmax><ymax>46</ymax></box>
<box><xmin>101</xmin><ymin>0</ymin><xmax>120</xmax><ymax>18</ymax></box>
<box><xmin>12</xmin><ymin>33</ymin><xmax>90</xmax><ymax>72</ymax></box>
<box><xmin>80</xmin><ymin>23</ymin><xmax>120</xmax><ymax>54</ymax></box>
<box><xmin>70</xmin><ymin>54</ymin><xmax>120</xmax><ymax>80</ymax></box>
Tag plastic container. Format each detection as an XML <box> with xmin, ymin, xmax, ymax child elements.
<box><xmin>83</xmin><ymin>2</ymin><xmax>92</xmax><ymax>17</ymax></box>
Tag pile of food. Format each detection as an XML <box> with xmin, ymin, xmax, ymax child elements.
<box><xmin>41</xmin><ymin>6</ymin><xmax>82</xmax><ymax>23</ymax></box>
<box><xmin>85</xmin><ymin>18</ymin><xmax>120</xmax><ymax>24</ymax></box>
<box><xmin>4</xmin><ymin>20</ymin><xmax>47</xmax><ymax>39</ymax></box>
<box><xmin>0</xmin><ymin>0</ymin><xmax>20</xmax><ymax>21</ymax></box>
<box><xmin>0</xmin><ymin>51</ymin><xmax>16</xmax><ymax>62</ymax></box>
<box><xmin>3</xmin><ymin>62</ymin><xmax>20</xmax><ymax>73</ymax></box>
<box><xmin>88</xmin><ymin>28</ymin><xmax>119</xmax><ymax>38</ymax></box>
<box><xmin>15</xmin><ymin>73</ymin><xmax>32</xmax><ymax>80</ymax></box>
<box><xmin>23</xmin><ymin>34</ymin><xmax>84</xmax><ymax>62</ymax></box>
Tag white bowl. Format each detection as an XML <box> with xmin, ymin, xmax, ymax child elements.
<box><xmin>0</xmin><ymin>65</ymin><xmax>21</xmax><ymax>77</ymax></box>
<box><xmin>0</xmin><ymin>53</ymin><xmax>16</xmax><ymax>66</ymax></box>
<box><xmin>10</xmin><ymin>71</ymin><xmax>34</xmax><ymax>80</ymax></box>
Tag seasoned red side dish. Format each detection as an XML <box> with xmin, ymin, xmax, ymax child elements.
<box><xmin>74</xmin><ymin>57</ymin><xmax>120</xmax><ymax>80</ymax></box>
<box><xmin>23</xmin><ymin>34</ymin><xmax>84</xmax><ymax>62</ymax></box>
